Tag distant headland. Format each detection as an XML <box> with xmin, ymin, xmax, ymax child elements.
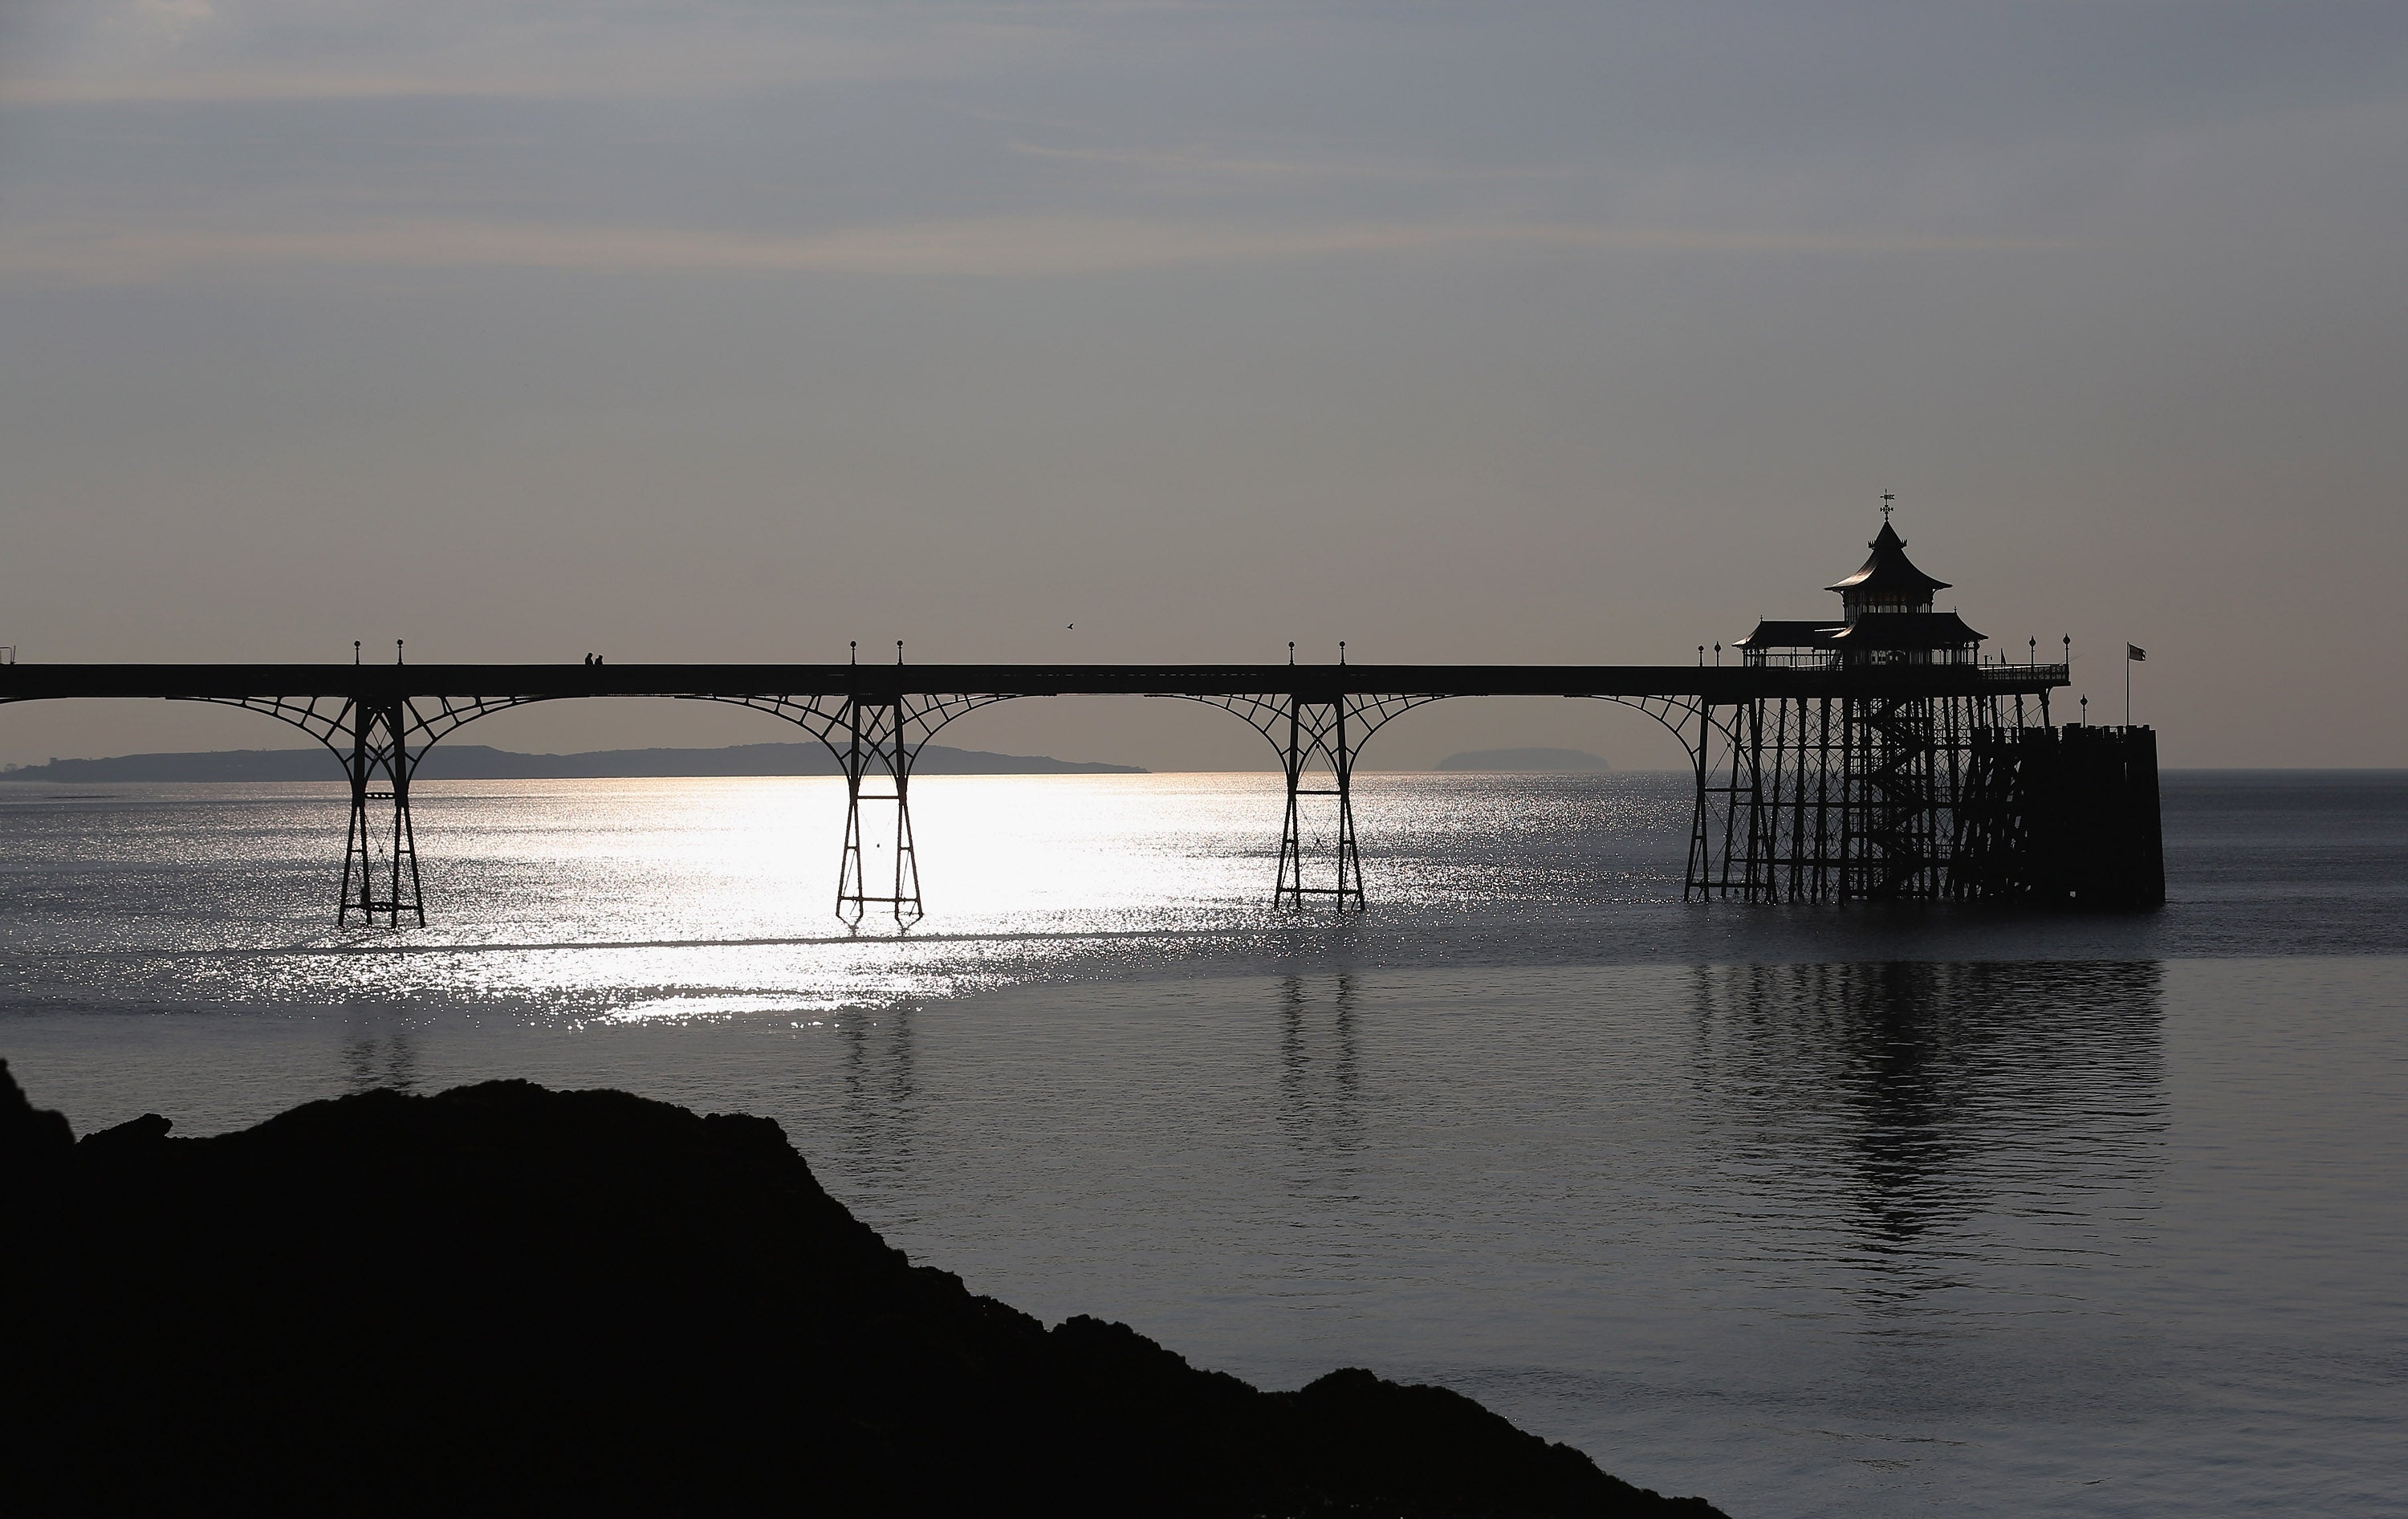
<box><xmin>1435</xmin><ymin>747</ymin><xmax>1613</xmax><ymax>773</ymax></box>
<box><xmin>1</xmin><ymin>741</ymin><xmax>1145</xmax><ymax>783</ymax></box>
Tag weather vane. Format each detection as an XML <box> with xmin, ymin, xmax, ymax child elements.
<box><xmin>1880</xmin><ymin>491</ymin><xmax>1896</xmax><ymax>523</ymax></box>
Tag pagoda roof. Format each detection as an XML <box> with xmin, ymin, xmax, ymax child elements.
<box><xmin>1733</xmin><ymin>620</ymin><xmax>1843</xmax><ymax>649</ymax></box>
<box><xmin>1824</xmin><ymin>611</ymin><xmax>1985</xmax><ymax>650</ymax></box>
<box><xmin>1826</xmin><ymin>521</ymin><xmax>1952</xmax><ymax>597</ymax></box>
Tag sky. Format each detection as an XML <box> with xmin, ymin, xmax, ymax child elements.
<box><xmin>2</xmin><ymin>0</ymin><xmax>2403</xmax><ymax>770</ymax></box>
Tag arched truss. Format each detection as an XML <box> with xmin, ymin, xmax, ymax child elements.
<box><xmin>1169</xmin><ymin>690</ymin><xmax>1742</xmax><ymax>774</ymax></box>
<box><xmin>150</xmin><ymin>686</ymin><xmax>1762</xmax><ymax>922</ymax></box>
<box><xmin>174</xmin><ymin>694</ymin><xmax>563</xmax><ymax>927</ymax></box>
<box><xmin>678</xmin><ymin>691</ymin><xmax>1023</xmax><ymax>775</ymax></box>
<box><xmin>684</xmin><ymin>691</ymin><xmax>1025</xmax><ymax>926</ymax></box>
<box><xmin>1572</xmin><ymin>693</ymin><xmax>1755</xmax><ymax>904</ymax></box>
<box><xmin>181</xmin><ymin>686</ymin><xmax>1741</xmax><ymax>800</ymax></box>
<box><xmin>689</xmin><ymin>688</ymin><xmax>1460</xmax><ymax>914</ymax></box>
<box><xmin>1164</xmin><ymin>691</ymin><xmax>1755</xmax><ymax>910</ymax></box>
<box><xmin>185</xmin><ymin>689</ymin><xmax>1036</xmax><ymax>776</ymax></box>
<box><xmin>175</xmin><ymin>693</ymin><xmax>562</xmax><ymax>772</ymax></box>
<box><xmin>1572</xmin><ymin>692</ymin><xmax>1755</xmax><ymax>759</ymax></box>
<box><xmin>1167</xmin><ymin>691</ymin><xmax>1450</xmax><ymax>772</ymax></box>
<box><xmin>1169</xmin><ymin>691</ymin><xmax>1754</xmax><ymax>910</ymax></box>
<box><xmin>1158</xmin><ymin>691</ymin><xmax>1446</xmax><ymax>910</ymax></box>
<box><xmin>175</xmin><ymin>689</ymin><xmax>1032</xmax><ymax>930</ymax></box>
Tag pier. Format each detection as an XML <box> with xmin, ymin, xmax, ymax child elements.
<box><xmin>0</xmin><ymin>519</ymin><xmax>2157</xmax><ymax>924</ymax></box>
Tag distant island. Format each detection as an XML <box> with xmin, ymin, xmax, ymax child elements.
<box><xmin>2</xmin><ymin>741</ymin><xmax>1145</xmax><ymax>783</ymax></box>
<box><xmin>1434</xmin><ymin>747</ymin><xmax>1612</xmax><ymax>773</ymax></box>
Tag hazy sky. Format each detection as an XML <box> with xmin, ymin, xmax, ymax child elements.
<box><xmin>2</xmin><ymin>0</ymin><xmax>2402</xmax><ymax>769</ymax></box>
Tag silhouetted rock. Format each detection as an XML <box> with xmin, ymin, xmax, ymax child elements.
<box><xmin>75</xmin><ymin>1110</ymin><xmax>173</xmax><ymax>1155</ymax></box>
<box><xmin>0</xmin><ymin>1063</ymin><xmax>72</xmax><ymax>1172</ymax></box>
<box><xmin>0</xmin><ymin>1061</ymin><xmax>1724</xmax><ymax>1517</ymax></box>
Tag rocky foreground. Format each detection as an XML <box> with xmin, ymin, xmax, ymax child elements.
<box><xmin>2</xmin><ymin>1065</ymin><xmax>1724</xmax><ymax>1516</ymax></box>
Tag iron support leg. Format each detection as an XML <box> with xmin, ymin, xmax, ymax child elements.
<box><xmin>836</xmin><ymin>696</ymin><xmax>924</xmax><ymax>927</ymax></box>
<box><xmin>1685</xmin><ymin>702</ymin><xmax>1714</xmax><ymax>902</ymax></box>
<box><xmin>337</xmin><ymin>698</ymin><xmax>424</xmax><ymax>927</ymax></box>
<box><xmin>1335</xmin><ymin>701</ymin><xmax>1364</xmax><ymax>910</ymax></box>
<box><xmin>1274</xmin><ymin>695</ymin><xmax>1365</xmax><ymax>912</ymax></box>
<box><xmin>1276</xmin><ymin>700</ymin><xmax>1304</xmax><ymax>910</ymax></box>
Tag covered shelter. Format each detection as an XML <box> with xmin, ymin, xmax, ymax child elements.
<box><xmin>1826</xmin><ymin>521</ymin><xmax>1951</xmax><ymax>618</ymax></box>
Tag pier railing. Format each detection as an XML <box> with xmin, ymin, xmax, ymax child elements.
<box><xmin>1979</xmin><ymin>663</ymin><xmax>2070</xmax><ymax>685</ymax></box>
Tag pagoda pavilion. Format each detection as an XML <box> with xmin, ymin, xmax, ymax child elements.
<box><xmin>1735</xmin><ymin>517</ymin><xmax>1983</xmax><ymax>667</ymax></box>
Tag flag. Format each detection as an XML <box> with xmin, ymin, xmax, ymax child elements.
<box><xmin>2126</xmin><ymin>644</ymin><xmax>2146</xmax><ymax>662</ymax></box>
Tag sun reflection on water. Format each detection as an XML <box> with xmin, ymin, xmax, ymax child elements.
<box><xmin>0</xmin><ymin>772</ymin><xmax>1699</xmax><ymax>1019</ymax></box>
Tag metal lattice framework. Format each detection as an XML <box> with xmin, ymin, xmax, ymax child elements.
<box><xmin>685</xmin><ymin>691</ymin><xmax>1020</xmax><ymax>925</ymax></box>
<box><xmin>1667</xmin><ymin>686</ymin><xmax>2045</xmax><ymax>902</ymax></box>
<box><xmin>179</xmin><ymin>693</ymin><xmax>555</xmax><ymax>926</ymax></box>
<box><xmin>186</xmin><ymin>687</ymin><xmax>1035</xmax><ymax>929</ymax></box>
<box><xmin>1569</xmin><ymin>693</ymin><xmax>1744</xmax><ymax>902</ymax></box>
<box><xmin>1174</xmin><ymin>692</ymin><xmax>1449</xmax><ymax>910</ymax></box>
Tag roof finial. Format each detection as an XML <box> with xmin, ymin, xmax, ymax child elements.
<box><xmin>1880</xmin><ymin>491</ymin><xmax>1896</xmax><ymax>523</ymax></box>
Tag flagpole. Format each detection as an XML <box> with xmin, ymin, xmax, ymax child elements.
<box><xmin>2125</xmin><ymin>646</ymin><xmax>2130</xmax><ymax>727</ymax></box>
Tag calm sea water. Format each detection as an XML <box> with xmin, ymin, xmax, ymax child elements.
<box><xmin>3</xmin><ymin>770</ymin><xmax>2403</xmax><ymax>1516</ymax></box>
